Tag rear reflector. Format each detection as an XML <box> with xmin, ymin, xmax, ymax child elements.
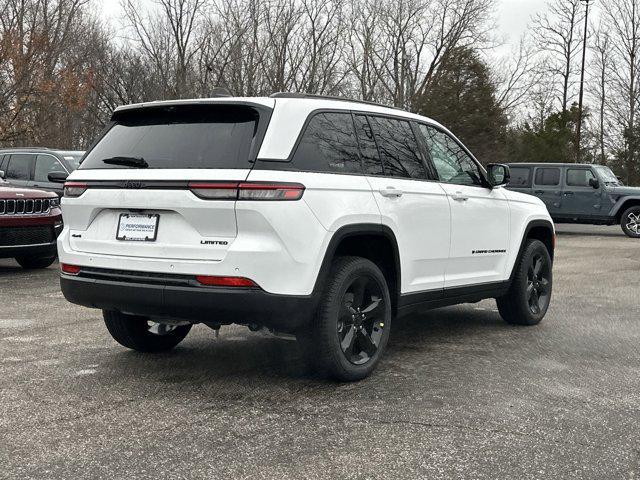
<box><xmin>196</xmin><ymin>275</ymin><xmax>258</xmax><ymax>287</ymax></box>
<box><xmin>64</xmin><ymin>182</ymin><xmax>88</xmax><ymax>198</ymax></box>
<box><xmin>189</xmin><ymin>181</ymin><xmax>304</xmax><ymax>201</ymax></box>
<box><xmin>61</xmin><ymin>264</ymin><xmax>81</xmax><ymax>275</ymax></box>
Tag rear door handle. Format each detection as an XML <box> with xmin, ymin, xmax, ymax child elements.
<box><xmin>534</xmin><ymin>190</ymin><xmax>544</xmax><ymax>194</ymax></box>
<box><xmin>379</xmin><ymin>187</ymin><xmax>403</xmax><ymax>198</ymax></box>
<box><xmin>564</xmin><ymin>191</ymin><xmax>574</xmax><ymax>196</ymax></box>
<box><xmin>451</xmin><ymin>191</ymin><xmax>469</xmax><ymax>202</ymax></box>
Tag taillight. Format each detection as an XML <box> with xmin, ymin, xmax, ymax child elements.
<box><xmin>196</xmin><ymin>275</ymin><xmax>258</xmax><ymax>287</ymax></box>
<box><xmin>64</xmin><ymin>182</ymin><xmax>88</xmax><ymax>198</ymax></box>
<box><xmin>238</xmin><ymin>182</ymin><xmax>305</xmax><ymax>200</ymax></box>
<box><xmin>188</xmin><ymin>182</ymin><xmax>239</xmax><ymax>200</ymax></box>
<box><xmin>61</xmin><ymin>264</ymin><xmax>81</xmax><ymax>275</ymax></box>
<box><xmin>188</xmin><ymin>182</ymin><xmax>305</xmax><ymax>201</ymax></box>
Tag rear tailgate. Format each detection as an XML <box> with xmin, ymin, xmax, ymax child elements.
<box><xmin>63</xmin><ymin>101</ymin><xmax>273</xmax><ymax>262</ymax></box>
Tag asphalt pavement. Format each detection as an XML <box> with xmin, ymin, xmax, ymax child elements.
<box><xmin>1</xmin><ymin>224</ymin><xmax>639</xmax><ymax>479</ymax></box>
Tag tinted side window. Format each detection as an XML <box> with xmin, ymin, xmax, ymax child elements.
<box><xmin>566</xmin><ymin>168</ymin><xmax>596</xmax><ymax>187</ymax></box>
<box><xmin>292</xmin><ymin>112</ymin><xmax>361</xmax><ymax>174</ymax></box>
<box><xmin>6</xmin><ymin>154</ymin><xmax>34</xmax><ymax>180</ymax></box>
<box><xmin>35</xmin><ymin>155</ymin><xmax>66</xmax><ymax>182</ymax></box>
<box><xmin>418</xmin><ymin>124</ymin><xmax>483</xmax><ymax>186</ymax></box>
<box><xmin>534</xmin><ymin>168</ymin><xmax>560</xmax><ymax>186</ymax></box>
<box><xmin>353</xmin><ymin>114</ymin><xmax>383</xmax><ymax>176</ymax></box>
<box><xmin>368</xmin><ymin>116</ymin><xmax>427</xmax><ymax>179</ymax></box>
<box><xmin>509</xmin><ymin>167</ymin><xmax>532</xmax><ymax>187</ymax></box>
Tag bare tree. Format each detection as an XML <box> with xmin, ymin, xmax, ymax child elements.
<box><xmin>0</xmin><ymin>0</ymin><xmax>93</xmax><ymax>146</ymax></box>
<box><xmin>122</xmin><ymin>0</ymin><xmax>208</xmax><ymax>99</ymax></box>
<box><xmin>294</xmin><ymin>0</ymin><xmax>347</xmax><ymax>95</ymax></box>
<box><xmin>347</xmin><ymin>0</ymin><xmax>494</xmax><ymax>109</ymax></box>
<box><xmin>493</xmin><ymin>35</ymin><xmax>541</xmax><ymax>115</ymax></box>
<box><xmin>588</xmin><ymin>22</ymin><xmax>613</xmax><ymax>164</ymax></box>
<box><xmin>532</xmin><ymin>0</ymin><xmax>584</xmax><ymax>114</ymax></box>
<box><xmin>603</xmin><ymin>0</ymin><xmax>640</xmax><ymax>184</ymax></box>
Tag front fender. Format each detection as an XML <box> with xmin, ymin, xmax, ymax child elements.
<box><xmin>609</xmin><ymin>196</ymin><xmax>640</xmax><ymax>218</ymax></box>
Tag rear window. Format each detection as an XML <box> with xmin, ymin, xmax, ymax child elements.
<box><xmin>534</xmin><ymin>167</ymin><xmax>560</xmax><ymax>186</ymax></box>
<box><xmin>81</xmin><ymin>104</ymin><xmax>264</xmax><ymax>170</ymax></box>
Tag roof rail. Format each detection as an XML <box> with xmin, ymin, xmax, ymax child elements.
<box><xmin>0</xmin><ymin>147</ymin><xmax>53</xmax><ymax>152</ymax></box>
<box><xmin>269</xmin><ymin>92</ymin><xmax>401</xmax><ymax>110</ymax></box>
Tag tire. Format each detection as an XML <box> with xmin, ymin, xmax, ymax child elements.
<box><xmin>620</xmin><ymin>206</ymin><xmax>640</xmax><ymax>238</ymax></box>
<box><xmin>497</xmin><ymin>239</ymin><xmax>552</xmax><ymax>326</ymax></box>
<box><xmin>103</xmin><ymin>310</ymin><xmax>192</xmax><ymax>352</ymax></box>
<box><xmin>297</xmin><ymin>256</ymin><xmax>392</xmax><ymax>382</ymax></box>
<box><xmin>15</xmin><ymin>254</ymin><xmax>57</xmax><ymax>270</ymax></box>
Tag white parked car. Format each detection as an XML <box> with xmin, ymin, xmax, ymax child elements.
<box><xmin>57</xmin><ymin>93</ymin><xmax>555</xmax><ymax>381</ymax></box>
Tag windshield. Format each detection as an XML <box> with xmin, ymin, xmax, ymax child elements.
<box><xmin>62</xmin><ymin>155</ymin><xmax>83</xmax><ymax>170</ymax></box>
<box><xmin>594</xmin><ymin>166</ymin><xmax>623</xmax><ymax>186</ymax></box>
<box><xmin>80</xmin><ymin>104</ymin><xmax>263</xmax><ymax>170</ymax></box>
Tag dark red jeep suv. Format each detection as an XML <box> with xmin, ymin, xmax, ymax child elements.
<box><xmin>0</xmin><ymin>177</ymin><xmax>62</xmax><ymax>269</ymax></box>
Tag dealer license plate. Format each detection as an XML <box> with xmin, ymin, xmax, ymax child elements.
<box><xmin>116</xmin><ymin>213</ymin><xmax>159</xmax><ymax>242</ymax></box>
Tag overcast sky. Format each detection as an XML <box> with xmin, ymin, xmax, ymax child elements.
<box><xmin>99</xmin><ymin>0</ymin><xmax>549</xmax><ymax>46</ymax></box>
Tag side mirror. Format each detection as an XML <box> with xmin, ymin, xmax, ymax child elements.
<box><xmin>589</xmin><ymin>177</ymin><xmax>600</xmax><ymax>189</ymax></box>
<box><xmin>48</xmin><ymin>171</ymin><xmax>68</xmax><ymax>183</ymax></box>
<box><xmin>487</xmin><ymin>164</ymin><xmax>510</xmax><ymax>188</ymax></box>
<box><xmin>0</xmin><ymin>170</ymin><xmax>5</xmax><ymax>179</ymax></box>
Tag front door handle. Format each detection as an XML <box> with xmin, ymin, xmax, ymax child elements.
<box><xmin>534</xmin><ymin>190</ymin><xmax>544</xmax><ymax>194</ymax></box>
<box><xmin>379</xmin><ymin>187</ymin><xmax>403</xmax><ymax>198</ymax></box>
<box><xmin>564</xmin><ymin>191</ymin><xmax>574</xmax><ymax>196</ymax></box>
<box><xmin>451</xmin><ymin>191</ymin><xmax>469</xmax><ymax>202</ymax></box>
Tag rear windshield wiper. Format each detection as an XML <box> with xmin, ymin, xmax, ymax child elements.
<box><xmin>102</xmin><ymin>156</ymin><xmax>149</xmax><ymax>168</ymax></box>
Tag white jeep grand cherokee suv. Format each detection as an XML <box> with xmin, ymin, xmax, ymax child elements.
<box><xmin>58</xmin><ymin>93</ymin><xmax>554</xmax><ymax>381</ymax></box>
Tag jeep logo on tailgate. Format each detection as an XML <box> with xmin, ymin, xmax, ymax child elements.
<box><xmin>123</xmin><ymin>180</ymin><xmax>144</xmax><ymax>189</ymax></box>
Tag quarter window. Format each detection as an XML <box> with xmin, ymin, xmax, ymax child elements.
<box><xmin>368</xmin><ymin>116</ymin><xmax>427</xmax><ymax>179</ymax></box>
<box><xmin>534</xmin><ymin>168</ymin><xmax>560</xmax><ymax>186</ymax></box>
<box><xmin>292</xmin><ymin>112</ymin><xmax>362</xmax><ymax>174</ymax></box>
<box><xmin>418</xmin><ymin>124</ymin><xmax>483</xmax><ymax>186</ymax></box>
<box><xmin>566</xmin><ymin>169</ymin><xmax>596</xmax><ymax>187</ymax></box>
<box><xmin>6</xmin><ymin>154</ymin><xmax>34</xmax><ymax>180</ymax></box>
<box><xmin>35</xmin><ymin>155</ymin><xmax>66</xmax><ymax>183</ymax></box>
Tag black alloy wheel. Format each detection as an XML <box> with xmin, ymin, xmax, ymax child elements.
<box><xmin>526</xmin><ymin>253</ymin><xmax>551</xmax><ymax>315</ymax></box>
<box><xmin>497</xmin><ymin>239</ymin><xmax>553</xmax><ymax>326</ymax></box>
<box><xmin>298</xmin><ymin>256</ymin><xmax>392</xmax><ymax>381</ymax></box>
<box><xmin>338</xmin><ymin>275</ymin><xmax>386</xmax><ymax>365</ymax></box>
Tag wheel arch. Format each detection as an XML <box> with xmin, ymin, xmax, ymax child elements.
<box><xmin>509</xmin><ymin>219</ymin><xmax>555</xmax><ymax>283</ymax></box>
<box><xmin>612</xmin><ymin>197</ymin><xmax>640</xmax><ymax>222</ymax></box>
<box><xmin>312</xmin><ymin>224</ymin><xmax>401</xmax><ymax>313</ymax></box>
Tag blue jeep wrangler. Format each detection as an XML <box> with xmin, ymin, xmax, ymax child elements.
<box><xmin>506</xmin><ymin>163</ymin><xmax>640</xmax><ymax>238</ymax></box>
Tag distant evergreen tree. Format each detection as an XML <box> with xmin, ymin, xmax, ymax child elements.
<box><xmin>416</xmin><ymin>46</ymin><xmax>508</xmax><ymax>165</ymax></box>
<box><xmin>506</xmin><ymin>105</ymin><xmax>582</xmax><ymax>164</ymax></box>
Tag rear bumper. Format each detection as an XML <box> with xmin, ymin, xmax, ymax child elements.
<box><xmin>60</xmin><ymin>270</ymin><xmax>317</xmax><ymax>332</ymax></box>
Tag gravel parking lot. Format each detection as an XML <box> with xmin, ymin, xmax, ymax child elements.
<box><xmin>1</xmin><ymin>224</ymin><xmax>639</xmax><ymax>479</ymax></box>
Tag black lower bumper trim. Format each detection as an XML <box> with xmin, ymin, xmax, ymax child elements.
<box><xmin>60</xmin><ymin>274</ymin><xmax>317</xmax><ymax>332</ymax></box>
<box><xmin>0</xmin><ymin>242</ymin><xmax>57</xmax><ymax>259</ymax></box>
